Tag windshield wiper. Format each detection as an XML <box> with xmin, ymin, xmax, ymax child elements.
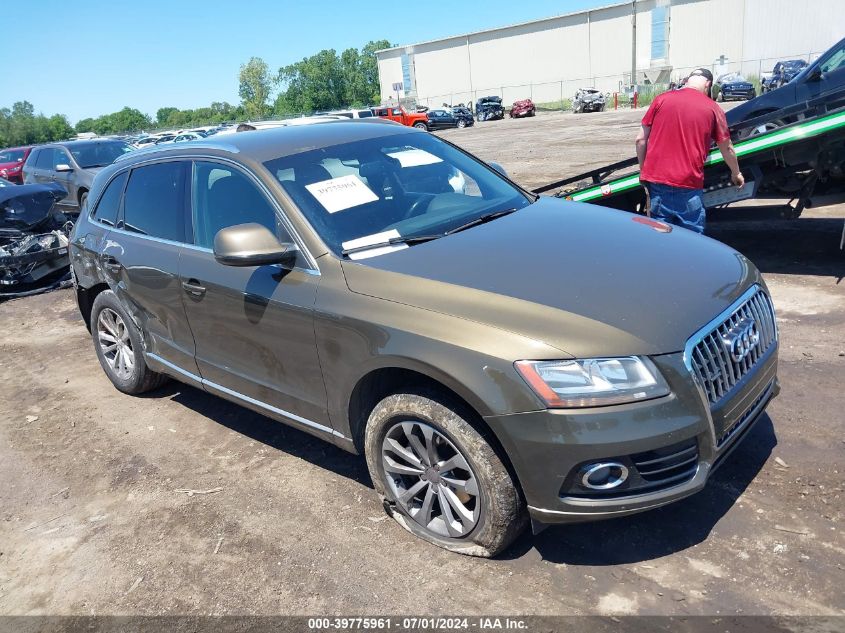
<box><xmin>445</xmin><ymin>208</ymin><xmax>518</xmax><ymax>236</ymax></box>
<box><xmin>341</xmin><ymin>234</ymin><xmax>441</xmax><ymax>257</ymax></box>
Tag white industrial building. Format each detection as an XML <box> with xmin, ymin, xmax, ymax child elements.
<box><xmin>376</xmin><ymin>0</ymin><xmax>844</xmax><ymax>107</ymax></box>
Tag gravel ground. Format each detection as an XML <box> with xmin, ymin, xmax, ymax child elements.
<box><xmin>0</xmin><ymin>109</ymin><xmax>843</xmax><ymax>617</ymax></box>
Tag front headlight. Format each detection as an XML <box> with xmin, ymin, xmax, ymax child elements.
<box><xmin>514</xmin><ymin>357</ymin><xmax>670</xmax><ymax>408</ymax></box>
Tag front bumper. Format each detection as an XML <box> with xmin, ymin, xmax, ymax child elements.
<box><xmin>722</xmin><ymin>89</ymin><xmax>756</xmax><ymax>100</ymax></box>
<box><xmin>485</xmin><ymin>348</ymin><xmax>778</xmax><ymax>525</ymax></box>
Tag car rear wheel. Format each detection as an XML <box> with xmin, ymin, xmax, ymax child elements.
<box><xmin>364</xmin><ymin>392</ymin><xmax>526</xmax><ymax>557</ymax></box>
<box><xmin>457</xmin><ymin>119</ymin><xmax>466</xmax><ymax>129</ymax></box>
<box><xmin>91</xmin><ymin>290</ymin><xmax>168</xmax><ymax>394</ymax></box>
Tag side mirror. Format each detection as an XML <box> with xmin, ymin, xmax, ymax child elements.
<box><xmin>489</xmin><ymin>161</ymin><xmax>508</xmax><ymax>178</ymax></box>
<box><xmin>213</xmin><ymin>223</ymin><xmax>298</xmax><ymax>268</ymax></box>
<box><xmin>55</xmin><ymin>164</ymin><xmax>73</xmax><ymax>172</ymax></box>
<box><xmin>808</xmin><ymin>67</ymin><xmax>823</xmax><ymax>81</ymax></box>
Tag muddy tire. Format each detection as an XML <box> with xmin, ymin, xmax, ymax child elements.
<box><xmin>91</xmin><ymin>290</ymin><xmax>168</xmax><ymax>395</ymax></box>
<box><xmin>364</xmin><ymin>392</ymin><xmax>526</xmax><ymax>557</ymax></box>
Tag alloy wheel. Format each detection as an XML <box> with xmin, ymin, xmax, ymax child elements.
<box><xmin>381</xmin><ymin>421</ymin><xmax>479</xmax><ymax>538</ymax></box>
<box><xmin>97</xmin><ymin>308</ymin><xmax>135</xmax><ymax>380</ymax></box>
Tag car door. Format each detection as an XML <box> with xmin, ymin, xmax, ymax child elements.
<box><xmin>52</xmin><ymin>147</ymin><xmax>77</xmax><ymax>205</ymax></box>
<box><xmin>101</xmin><ymin>159</ymin><xmax>198</xmax><ymax>374</ymax></box>
<box><xmin>29</xmin><ymin>148</ymin><xmax>55</xmax><ymax>185</ymax></box>
<box><xmin>178</xmin><ymin>159</ymin><xmax>330</xmax><ymax>431</ymax></box>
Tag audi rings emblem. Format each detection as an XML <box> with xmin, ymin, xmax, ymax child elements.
<box><xmin>722</xmin><ymin>317</ymin><xmax>760</xmax><ymax>363</ymax></box>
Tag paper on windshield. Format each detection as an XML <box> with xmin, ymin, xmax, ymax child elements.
<box><xmin>386</xmin><ymin>149</ymin><xmax>443</xmax><ymax>168</ymax></box>
<box><xmin>305</xmin><ymin>175</ymin><xmax>378</xmax><ymax>213</ymax></box>
<box><xmin>341</xmin><ymin>229</ymin><xmax>408</xmax><ymax>260</ymax></box>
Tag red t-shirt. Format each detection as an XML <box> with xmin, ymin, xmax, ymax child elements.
<box><xmin>640</xmin><ymin>88</ymin><xmax>731</xmax><ymax>189</ymax></box>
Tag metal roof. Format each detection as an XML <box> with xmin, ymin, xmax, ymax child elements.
<box><xmin>375</xmin><ymin>0</ymin><xmax>632</xmax><ymax>55</ymax></box>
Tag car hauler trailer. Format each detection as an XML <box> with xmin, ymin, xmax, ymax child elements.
<box><xmin>533</xmin><ymin>105</ymin><xmax>845</xmax><ymax>246</ymax></box>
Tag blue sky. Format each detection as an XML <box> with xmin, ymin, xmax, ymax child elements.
<box><xmin>5</xmin><ymin>0</ymin><xmax>609</xmax><ymax>123</ymax></box>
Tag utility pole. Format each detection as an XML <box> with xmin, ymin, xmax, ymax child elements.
<box><xmin>631</xmin><ymin>0</ymin><xmax>637</xmax><ymax>91</ymax></box>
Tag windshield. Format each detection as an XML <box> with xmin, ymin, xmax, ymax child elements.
<box><xmin>783</xmin><ymin>60</ymin><xmax>807</xmax><ymax>70</ymax></box>
<box><xmin>0</xmin><ymin>149</ymin><xmax>25</xmax><ymax>164</ymax></box>
<box><xmin>263</xmin><ymin>131</ymin><xmax>530</xmax><ymax>256</ymax></box>
<box><xmin>69</xmin><ymin>141</ymin><xmax>132</xmax><ymax>168</ymax></box>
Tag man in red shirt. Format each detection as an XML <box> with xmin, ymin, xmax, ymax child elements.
<box><xmin>635</xmin><ymin>68</ymin><xmax>744</xmax><ymax>233</ymax></box>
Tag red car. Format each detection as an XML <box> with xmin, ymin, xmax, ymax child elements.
<box><xmin>371</xmin><ymin>105</ymin><xmax>430</xmax><ymax>130</ymax></box>
<box><xmin>509</xmin><ymin>99</ymin><xmax>536</xmax><ymax>118</ymax></box>
<box><xmin>0</xmin><ymin>146</ymin><xmax>33</xmax><ymax>184</ymax></box>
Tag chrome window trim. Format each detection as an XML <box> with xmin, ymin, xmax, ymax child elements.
<box><xmin>88</xmin><ymin>154</ymin><xmax>320</xmax><ymax>275</ymax></box>
<box><xmin>147</xmin><ymin>353</ymin><xmax>345</xmax><ymax>439</ymax></box>
<box><xmin>682</xmin><ymin>284</ymin><xmax>777</xmax><ymax>451</ymax></box>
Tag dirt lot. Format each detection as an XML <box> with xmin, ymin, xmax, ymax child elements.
<box><xmin>1</xmin><ymin>109</ymin><xmax>843</xmax><ymax>617</ymax></box>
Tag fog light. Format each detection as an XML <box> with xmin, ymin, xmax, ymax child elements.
<box><xmin>580</xmin><ymin>462</ymin><xmax>629</xmax><ymax>490</ymax></box>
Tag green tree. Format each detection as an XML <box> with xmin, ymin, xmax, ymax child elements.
<box><xmin>277</xmin><ymin>49</ymin><xmax>346</xmax><ymax>113</ymax></box>
<box><xmin>156</xmin><ymin>107</ymin><xmax>179</xmax><ymax>127</ymax></box>
<box><xmin>360</xmin><ymin>39</ymin><xmax>391</xmax><ymax>104</ymax></box>
<box><xmin>47</xmin><ymin>114</ymin><xmax>75</xmax><ymax>141</ymax></box>
<box><xmin>239</xmin><ymin>57</ymin><xmax>274</xmax><ymax>120</ymax></box>
<box><xmin>111</xmin><ymin>107</ymin><xmax>152</xmax><ymax>133</ymax></box>
<box><xmin>75</xmin><ymin>118</ymin><xmax>96</xmax><ymax>133</ymax></box>
<box><xmin>274</xmin><ymin>39</ymin><xmax>391</xmax><ymax>115</ymax></box>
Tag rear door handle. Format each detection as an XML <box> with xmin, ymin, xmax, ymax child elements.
<box><xmin>101</xmin><ymin>255</ymin><xmax>122</xmax><ymax>274</ymax></box>
<box><xmin>182</xmin><ymin>279</ymin><xmax>206</xmax><ymax>297</ymax></box>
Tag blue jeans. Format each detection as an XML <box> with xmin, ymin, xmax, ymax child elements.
<box><xmin>646</xmin><ymin>183</ymin><xmax>706</xmax><ymax>234</ymax></box>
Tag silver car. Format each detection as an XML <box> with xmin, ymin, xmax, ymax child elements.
<box><xmin>23</xmin><ymin>140</ymin><xmax>133</xmax><ymax>212</ymax></box>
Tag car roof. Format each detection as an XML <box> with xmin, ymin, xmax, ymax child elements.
<box><xmin>41</xmin><ymin>139</ymin><xmax>127</xmax><ymax>148</ymax></box>
<box><xmin>114</xmin><ymin>118</ymin><xmax>407</xmax><ymax>165</ymax></box>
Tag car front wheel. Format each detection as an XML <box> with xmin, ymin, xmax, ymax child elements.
<box><xmin>364</xmin><ymin>392</ymin><xmax>526</xmax><ymax>557</ymax></box>
<box><xmin>413</xmin><ymin>122</ymin><xmax>428</xmax><ymax>130</ymax></box>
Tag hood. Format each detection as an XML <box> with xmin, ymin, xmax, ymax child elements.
<box><xmin>0</xmin><ymin>182</ymin><xmax>67</xmax><ymax>231</ymax></box>
<box><xmin>341</xmin><ymin>198</ymin><xmax>760</xmax><ymax>358</ymax></box>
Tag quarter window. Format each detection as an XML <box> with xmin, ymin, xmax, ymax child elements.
<box><xmin>191</xmin><ymin>161</ymin><xmax>286</xmax><ymax>249</ymax></box>
<box><xmin>92</xmin><ymin>171</ymin><xmax>128</xmax><ymax>227</ymax></box>
<box><xmin>122</xmin><ymin>162</ymin><xmax>188</xmax><ymax>242</ymax></box>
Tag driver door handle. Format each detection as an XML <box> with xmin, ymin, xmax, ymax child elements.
<box><xmin>182</xmin><ymin>279</ymin><xmax>206</xmax><ymax>297</ymax></box>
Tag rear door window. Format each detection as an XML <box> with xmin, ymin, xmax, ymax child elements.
<box><xmin>121</xmin><ymin>161</ymin><xmax>188</xmax><ymax>242</ymax></box>
<box><xmin>92</xmin><ymin>171</ymin><xmax>129</xmax><ymax>227</ymax></box>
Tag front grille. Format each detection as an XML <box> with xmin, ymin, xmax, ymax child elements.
<box><xmin>689</xmin><ymin>289</ymin><xmax>776</xmax><ymax>405</ymax></box>
<box><xmin>717</xmin><ymin>380</ymin><xmax>773</xmax><ymax>448</ymax></box>
<box><xmin>630</xmin><ymin>438</ymin><xmax>699</xmax><ymax>488</ymax></box>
